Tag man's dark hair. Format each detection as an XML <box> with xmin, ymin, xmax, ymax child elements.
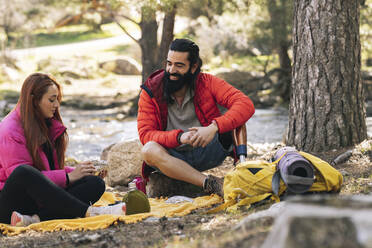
<box><xmin>169</xmin><ymin>39</ymin><xmax>203</xmax><ymax>72</ymax></box>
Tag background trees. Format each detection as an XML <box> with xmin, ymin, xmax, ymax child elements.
<box><xmin>100</xmin><ymin>0</ymin><xmax>180</xmax><ymax>82</ymax></box>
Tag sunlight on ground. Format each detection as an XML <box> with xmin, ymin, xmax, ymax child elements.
<box><xmin>201</xmin><ymin>215</ymin><xmax>239</xmax><ymax>231</ymax></box>
<box><xmin>61</xmin><ymin>75</ymin><xmax>141</xmax><ymax>97</ymax></box>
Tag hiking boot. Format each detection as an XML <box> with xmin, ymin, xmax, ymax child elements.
<box><xmin>11</xmin><ymin>211</ymin><xmax>40</xmax><ymax>227</ymax></box>
<box><xmin>86</xmin><ymin>203</ymin><xmax>126</xmax><ymax>217</ymax></box>
<box><xmin>203</xmin><ymin>175</ymin><xmax>224</xmax><ymax>198</ymax></box>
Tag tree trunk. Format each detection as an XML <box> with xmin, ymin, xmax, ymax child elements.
<box><xmin>139</xmin><ymin>6</ymin><xmax>158</xmax><ymax>83</ymax></box>
<box><xmin>275</xmin><ymin>41</ymin><xmax>292</xmax><ymax>101</ymax></box>
<box><xmin>287</xmin><ymin>0</ymin><xmax>367</xmax><ymax>152</ymax></box>
<box><xmin>158</xmin><ymin>8</ymin><xmax>176</xmax><ymax>69</ymax></box>
<box><xmin>267</xmin><ymin>0</ymin><xmax>292</xmax><ymax>101</ymax></box>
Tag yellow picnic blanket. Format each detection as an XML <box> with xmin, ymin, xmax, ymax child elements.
<box><xmin>0</xmin><ymin>192</ymin><xmax>222</xmax><ymax>236</ymax></box>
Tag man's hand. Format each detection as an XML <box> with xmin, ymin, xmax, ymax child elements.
<box><xmin>188</xmin><ymin>122</ymin><xmax>219</xmax><ymax>148</ymax></box>
<box><xmin>68</xmin><ymin>162</ymin><xmax>97</xmax><ymax>184</ymax></box>
<box><xmin>179</xmin><ymin>130</ymin><xmax>196</xmax><ymax>145</ymax></box>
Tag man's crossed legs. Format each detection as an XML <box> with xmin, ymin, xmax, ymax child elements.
<box><xmin>141</xmin><ymin>134</ymin><xmax>230</xmax><ymax>197</ymax></box>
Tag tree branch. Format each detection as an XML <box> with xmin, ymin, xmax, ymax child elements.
<box><xmin>112</xmin><ymin>16</ymin><xmax>139</xmax><ymax>45</ymax></box>
<box><xmin>115</xmin><ymin>13</ymin><xmax>139</xmax><ymax>26</ymax></box>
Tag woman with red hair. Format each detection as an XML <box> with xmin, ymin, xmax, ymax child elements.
<box><xmin>0</xmin><ymin>73</ymin><xmax>126</xmax><ymax>226</ymax></box>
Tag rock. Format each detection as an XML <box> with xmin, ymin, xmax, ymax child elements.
<box><xmin>364</xmin><ymin>81</ymin><xmax>372</xmax><ymax>101</ymax></box>
<box><xmin>286</xmin><ymin>217</ymin><xmax>359</xmax><ymax>248</ymax></box>
<box><xmin>106</xmin><ymin>140</ymin><xmax>143</xmax><ymax>186</ymax></box>
<box><xmin>0</xmin><ymin>100</ymin><xmax>8</xmax><ymax>117</ymax></box>
<box><xmin>215</xmin><ymin>70</ymin><xmax>282</xmax><ymax>108</ymax></box>
<box><xmin>252</xmin><ymin>89</ymin><xmax>282</xmax><ymax>108</ymax></box>
<box><xmin>0</xmin><ymin>100</ymin><xmax>15</xmax><ymax>117</ymax></box>
<box><xmin>0</xmin><ymin>64</ymin><xmax>20</xmax><ymax>82</ymax></box>
<box><xmin>367</xmin><ymin>101</ymin><xmax>372</xmax><ymax>117</ymax></box>
<box><xmin>37</xmin><ymin>56</ymin><xmax>98</xmax><ymax>80</ymax></box>
<box><xmin>367</xmin><ymin>58</ymin><xmax>372</xmax><ymax>67</ymax></box>
<box><xmin>234</xmin><ymin>202</ymin><xmax>286</xmax><ymax>230</ymax></box>
<box><xmin>147</xmin><ymin>172</ymin><xmax>205</xmax><ymax>198</ymax></box>
<box><xmin>101</xmin><ymin>143</ymin><xmax>116</xmax><ymax>161</ymax></box>
<box><xmin>99</xmin><ymin>58</ymin><xmax>141</xmax><ymax>75</ymax></box>
<box><xmin>363</xmin><ymin>71</ymin><xmax>372</xmax><ymax>80</ymax></box>
<box><xmin>262</xmin><ymin>195</ymin><xmax>372</xmax><ymax>248</ymax></box>
<box><xmin>215</xmin><ymin>70</ymin><xmax>264</xmax><ymax>93</ymax></box>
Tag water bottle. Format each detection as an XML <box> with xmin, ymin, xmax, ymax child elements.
<box><xmin>131</xmin><ymin>176</ymin><xmax>147</xmax><ymax>195</ymax></box>
<box><xmin>123</xmin><ymin>177</ymin><xmax>150</xmax><ymax>215</ymax></box>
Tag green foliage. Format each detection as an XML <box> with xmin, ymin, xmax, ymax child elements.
<box><xmin>208</xmin><ymin>53</ymin><xmax>278</xmax><ymax>73</ymax></box>
<box><xmin>179</xmin><ymin>0</ymin><xmax>249</xmax><ymax>20</ymax></box>
<box><xmin>250</xmin><ymin>0</ymin><xmax>292</xmax><ymax>54</ymax></box>
<box><xmin>0</xmin><ymin>90</ymin><xmax>19</xmax><ymax>103</ymax></box>
<box><xmin>9</xmin><ymin>25</ymin><xmax>113</xmax><ymax>49</ymax></box>
<box><xmin>24</xmin><ymin>8</ymin><xmax>41</xmax><ymax>18</ymax></box>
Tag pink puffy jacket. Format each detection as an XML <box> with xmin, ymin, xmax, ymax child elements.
<box><xmin>0</xmin><ymin>108</ymin><xmax>74</xmax><ymax>190</ymax></box>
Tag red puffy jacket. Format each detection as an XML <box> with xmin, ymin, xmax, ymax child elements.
<box><xmin>137</xmin><ymin>70</ymin><xmax>255</xmax><ymax>178</ymax></box>
<box><xmin>138</xmin><ymin>70</ymin><xmax>255</xmax><ymax>148</ymax></box>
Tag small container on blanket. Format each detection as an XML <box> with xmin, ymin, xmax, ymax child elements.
<box><xmin>122</xmin><ymin>181</ymin><xmax>151</xmax><ymax>215</ymax></box>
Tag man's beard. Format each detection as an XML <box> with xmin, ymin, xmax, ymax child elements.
<box><xmin>163</xmin><ymin>69</ymin><xmax>195</xmax><ymax>103</ymax></box>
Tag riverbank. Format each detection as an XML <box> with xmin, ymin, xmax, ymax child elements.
<box><xmin>0</xmin><ymin>138</ymin><xmax>371</xmax><ymax>248</ymax></box>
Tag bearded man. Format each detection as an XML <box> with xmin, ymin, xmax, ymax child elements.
<box><xmin>137</xmin><ymin>39</ymin><xmax>255</xmax><ymax>197</ymax></box>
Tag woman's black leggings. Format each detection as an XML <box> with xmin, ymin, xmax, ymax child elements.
<box><xmin>0</xmin><ymin>165</ymin><xmax>105</xmax><ymax>224</ymax></box>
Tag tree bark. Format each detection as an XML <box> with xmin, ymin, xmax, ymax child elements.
<box><xmin>139</xmin><ymin>6</ymin><xmax>158</xmax><ymax>83</ymax></box>
<box><xmin>158</xmin><ymin>8</ymin><xmax>176</xmax><ymax>69</ymax></box>
<box><xmin>287</xmin><ymin>0</ymin><xmax>367</xmax><ymax>152</ymax></box>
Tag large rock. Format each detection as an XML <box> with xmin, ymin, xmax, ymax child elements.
<box><xmin>105</xmin><ymin>140</ymin><xmax>143</xmax><ymax>187</ymax></box>
<box><xmin>147</xmin><ymin>171</ymin><xmax>205</xmax><ymax>198</ymax></box>
<box><xmin>215</xmin><ymin>70</ymin><xmax>280</xmax><ymax>108</ymax></box>
<box><xmin>366</xmin><ymin>59</ymin><xmax>372</xmax><ymax>67</ymax></box>
<box><xmin>37</xmin><ymin>56</ymin><xmax>98</xmax><ymax>80</ymax></box>
<box><xmin>261</xmin><ymin>195</ymin><xmax>372</xmax><ymax>248</ymax></box>
<box><xmin>99</xmin><ymin>58</ymin><xmax>141</xmax><ymax>75</ymax></box>
<box><xmin>215</xmin><ymin>70</ymin><xmax>265</xmax><ymax>94</ymax></box>
<box><xmin>0</xmin><ymin>64</ymin><xmax>21</xmax><ymax>82</ymax></box>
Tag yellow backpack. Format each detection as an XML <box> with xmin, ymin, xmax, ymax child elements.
<box><xmin>209</xmin><ymin>151</ymin><xmax>343</xmax><ymax>213</ymax></box>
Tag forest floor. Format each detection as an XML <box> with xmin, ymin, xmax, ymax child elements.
<box><xmin>0</xmin><ymin>134</ymin><xmax>370</xmax><ymax>248</ymax></box>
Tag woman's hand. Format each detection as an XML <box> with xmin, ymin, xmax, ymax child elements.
<box><xmin>68</xmin><ymin>162</ymin><xmax>97</xmax><ymax>184</ymax></box>
<box><xmin>95</xmin><ymin>168</ymin><xmax>108</xmax><ymax>179</ymax></box>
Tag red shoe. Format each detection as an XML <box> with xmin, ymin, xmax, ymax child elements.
<box><xmin>10</xmin><ymin>211</ymin><xmax>40</xmax><ymax>227</ymax></box>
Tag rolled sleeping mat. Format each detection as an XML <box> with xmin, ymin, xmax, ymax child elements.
<box><xmin>272</xmin><ymin>146</ymin><xmax>315</xmax><ymax>195</ymax></box>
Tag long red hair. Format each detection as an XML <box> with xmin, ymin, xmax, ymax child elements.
<box><xmin>17</xmin><ymin>73</ymin><xmax>68</xmax><ymax>170</ymax></box>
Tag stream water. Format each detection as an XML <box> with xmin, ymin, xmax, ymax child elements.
<box><xmin>62</xmin><ymin>107</ymin><xmax>290</xmax><ymax>161</ymax></box>
<box><xmin>0</xmin><ymin>106</ymin><xmax>371</xmax><ymax>162</ymax></box>
<box><xmin>63</xmin><ymin>107</ymin><xmax>372</xmax><ymax>162</ymax></box>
